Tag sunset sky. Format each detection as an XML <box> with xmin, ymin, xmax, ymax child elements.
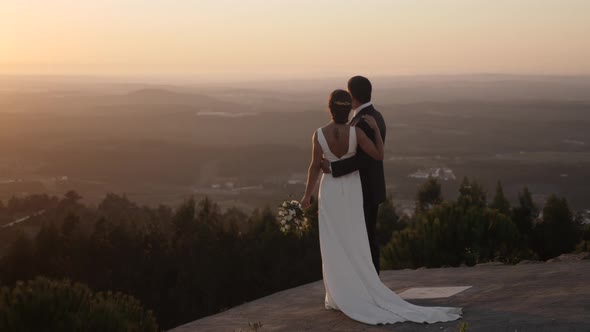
<box><xmin>1</xmin><ymin>0</ymin><xmax>589</xmax><ymax>79</ymax></box>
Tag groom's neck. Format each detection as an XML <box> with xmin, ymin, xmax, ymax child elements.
<box><xmin>352</xmin><ymin>100</ymin><xmax>362</xmax><ymax>110</ymax></box>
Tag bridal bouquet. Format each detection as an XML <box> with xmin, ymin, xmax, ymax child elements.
<box><xmin>277</xmin><ymin>200</ymin><xmax>309</xmax><ymax>235</ymax></box>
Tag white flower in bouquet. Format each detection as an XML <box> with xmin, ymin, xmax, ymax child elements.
<box><xmin>277</xmin><ymin>199</ymin><xmax>311</xmax><ymax>236</ymax></box>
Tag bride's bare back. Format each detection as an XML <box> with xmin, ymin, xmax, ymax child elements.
<box><xmin>301</xmin><ymin>115</ymin><xmax>384</xmax><ymax>209</ymax></box>
<box><xmin>321</xmin><ymin>123</ymin><xmax>351</xmax><ymax>159</ymax></box>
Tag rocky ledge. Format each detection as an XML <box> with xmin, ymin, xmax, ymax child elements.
<box><xmin>172</xmin><ymin>258</ymin><xmax>590</xmax><ymax>332</ymax></box>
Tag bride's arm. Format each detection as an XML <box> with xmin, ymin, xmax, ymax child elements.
<box><xmin>356</xmin><ymin>116</ymin><xmax>384</xmax><ymax>161</ymax></box>
<box><xmin>301</xmin><ymin>132</ymin><xmax>323</xmax><ymax>209</ymax></box>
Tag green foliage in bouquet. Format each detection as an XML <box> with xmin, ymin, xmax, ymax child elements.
<box><xmin>0</xmin><ymin>277</ymin><xmax>158</xmax><ymax>332</ymax></box>
<box><xmin>277</xmin><ymin>200</ymin><xmax>310</xmax><ymax>236</ymax></box>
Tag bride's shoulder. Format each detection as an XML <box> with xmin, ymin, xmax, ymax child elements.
<box><xmin>320</xmin><ymin>123</ymin><xmax>333</xmax><ymax>130</ymax></box>
<box><xmin>317</xmin><ymin>124</ymin><xmax>332</xmax><ymax>135</ymax></box>
<box><xmin>313</xmin><ymin>127</ymin><xmax>324</xmax><ymax>140</ymax></box>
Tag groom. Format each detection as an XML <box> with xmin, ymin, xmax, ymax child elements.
<box><xmin>322</xmin><ymin>76</ymin><xmax>387</xmax><ymax>274</ymax></box>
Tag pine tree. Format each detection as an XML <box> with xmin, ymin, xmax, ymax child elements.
<box><xmin>377</xmin><ymin>196</ymin><xmax>402</xmax><ymax>247</ymax></box>
<box><xmin>458</xmin><ymin>177</ymin><xmax>486</xmax><ymax>208</ymax></box>
<box><xmin>518</xmin><ymin>187</ymin><xmax>536</xmax><ymax>213</ymax></box>
<box><xmin>61</xmin><ymin>213</ymin><xmax>80</xmax><ymax>237</ymax></box>
<box><xmin>534</xmin><ymin>194</ymin><xmax>579</xmax><ymax>259</ymax></box>
<box><xmin>512</xmin><ymin>186</ymin><xmax>537</xmax><ymax>242</ymax></box>
<box><xmin>2</xmin><ymin>232</ymin><xmax>35</xmax><ymax>283</ymax></box>
<box><xmin>172</xmin><ymin>197</ymin><xmax>196</xmax><ymax>238</ymax></box>
<box><xmin>64</xmin><ymin>190</ymin><xmax>82</xmax><ymax>204</ymax></box>
<box><xmin>197</xmin><ymin>196</ymin><xmax>221</xmax><ymax>225</ymax></box>
<box><xmin>415</xmin><ymin>177</ymin><xmax>443</xmax><ymax>213</ymax></box>
<box><xmin>490</xmin><ymin>181</ymin><xmax>511</xmax><ymax>215</ymax></box>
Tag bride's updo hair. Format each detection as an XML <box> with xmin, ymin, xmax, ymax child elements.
<box><xmin>328</xmin><ymin>89</ymin><xmax>352</xmax><ymax>124</ymax></box>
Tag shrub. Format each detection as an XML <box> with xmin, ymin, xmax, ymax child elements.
<box><xmin>575</xmin><ymin>240</ymin><xmax>590</xmax><ymax>253</ymax></box>
<box><xmin>0</xmin><ymin>277</ymin><xmax>158</xmax><ymax>332</ymax></box>
<box><xmin>381</xmin><ymin>201</ymin><xmax>520</xmax><ymax>269</ymax></box>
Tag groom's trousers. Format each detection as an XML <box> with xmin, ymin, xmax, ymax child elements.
<box><xmin>364</xmin><ymin>203</ymin><xmax>380</xmax><ymax>274</ymax></box>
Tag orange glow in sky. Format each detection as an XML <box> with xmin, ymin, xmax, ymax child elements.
<box><xmin>1</xmin><ymin>0</ymin><xmax>589</xmax><ymax>78</ymax></box>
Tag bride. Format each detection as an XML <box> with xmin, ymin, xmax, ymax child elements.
<box><xmin>300</xmin><ymin>89</ymin><xmax>462</xmax><ymax>325</ymax></box>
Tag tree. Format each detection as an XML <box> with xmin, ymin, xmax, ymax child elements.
<box><xmin>512</xmin><ymin>187</ymin><xmax>537</xmax><ymax>244</ymax></box>
<box><xmin>57</xmin><ymin>191</ymin><xmax>84</xmax><ymax>219</ymax></box>
<box><xmin>534</xmin><ymin>195</ymin><xmax>579</xmax><ymax>259</ymax></box>
<box><xmin>222</xmin><ymin>207</ymin><xmax>249</xmax><ymax>233</ymax></box>
<box><xmin>98</xmin><ymin>193</ymin><xmax>138</xmax><ymax>222</ymax></box>
<box><xmin>1</xmin><ymin>232</ymin><xmax>35</xmax><ymax>284</ymax></box>
<box><xmin>490</xmin><ymin>181</ymin><xmax>511</xmax><ymax>215</ymax></box>
<box><xmin>0</xmin><ymin>199</ymin><xmax>5</xmax><ymax>223</ymax></box>
<box><xmin>61</xmin><ymin>213</ymin><xmax>80</xmax><ymax>237</ymax></box>
<box><xmin>7</xmin><ymin>196</ymin><xmax>19</xmax><ymax>213</ymax></box>
<box><xmin>415</xmin><ymin>177</ymin><xmax>443</xmax><ymax>213</ymax></box>
<box><xmin>381</xmin><ymin>195</ymin><xmax>521</xmax><ymax>270</ymax></box>
<box><xmin>377</xmin><ymin>196</ymin><xmax>403</xmax><ymax>248</ymax></box>
<box><xmin>0</xmin><ymin>194</ymin><xmax>325</xmax><ymax>329</ymax></box>
<box><xmin>171</xmin><ymin>197</ymin><xmax>196</xmax><ymax>238</ymax></box>
<box><xmin>197</xmin><ymin>197</ymin><xmax>221</xmax><ymax>226</ymax></box>
<box><xmin>458</xmin><ymin>177</ymin><xmax>487</xmax><ymax>209</ymax></box>
<box><xmin>518</xmin><ymin>187</ymin><xmax>536</xmax><ymax>214</ymax></box>
<box><xmin>64</xmin><ymin>190</ymin><xmax>83</xmax><ymax>204</ymax></box>
<box><xmin>34</xmin><ymin>222</ymin><xmax>62</xmax><ymax>278</ymax></box>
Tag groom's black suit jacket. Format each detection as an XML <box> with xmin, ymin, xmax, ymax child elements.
<box><xmin>331</xmin><ymin>104</ymin><xmax>387</xmax><ymax>207</ymax></box>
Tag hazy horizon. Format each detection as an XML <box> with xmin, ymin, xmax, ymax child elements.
<box><xmin>3</xmin><ymin>73</ymin><xmax>590</xmax><ymax>88</ymax></box>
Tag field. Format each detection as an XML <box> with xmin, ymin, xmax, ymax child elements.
<box><xmin>1</xmin><ymin>75</ymin><xmax>589</xmax><ymax>214</ymax></box>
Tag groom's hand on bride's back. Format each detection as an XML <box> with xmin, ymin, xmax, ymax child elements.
<box><xmin>321</xmin><ymin>158</ymin><xmax>332</xmax><ymax>174</ymax></box>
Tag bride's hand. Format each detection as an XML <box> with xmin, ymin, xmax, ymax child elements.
<box><xmin>301</xmin><ymin>195</ymin><xmax>312</xmax><ymax>209</ymax></box>
<box><xmin>361</xmin><ymin>115</ymin><xmax>379</xmax><ymax>130</ymax></box>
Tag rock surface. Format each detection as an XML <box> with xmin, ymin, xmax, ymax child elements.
<box><xmin>546</xmin><ymin>252</ymin><xmax>590</xmax><ymax>263</ymax></box>
<box><xmin>172</xmin><ymin>261</ymin><xmax>590</xmax><ymax>332</ymax></box>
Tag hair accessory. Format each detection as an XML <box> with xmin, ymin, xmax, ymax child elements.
<box><xmin>333</xmin><ymin>101</ymin><xmax>351</xmax><ymax>106</ymax></box>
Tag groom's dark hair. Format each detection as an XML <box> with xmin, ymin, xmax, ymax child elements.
<box><xmin>348</xmin><ymin>76</ymin><xmax>372</xmax><ymax>104</ymax></box>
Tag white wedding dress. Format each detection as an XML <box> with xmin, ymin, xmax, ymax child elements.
<box><xmin>316</xmin><ymin>127</ymin><xmax>462</xmax><ymax>325</ymax></box>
